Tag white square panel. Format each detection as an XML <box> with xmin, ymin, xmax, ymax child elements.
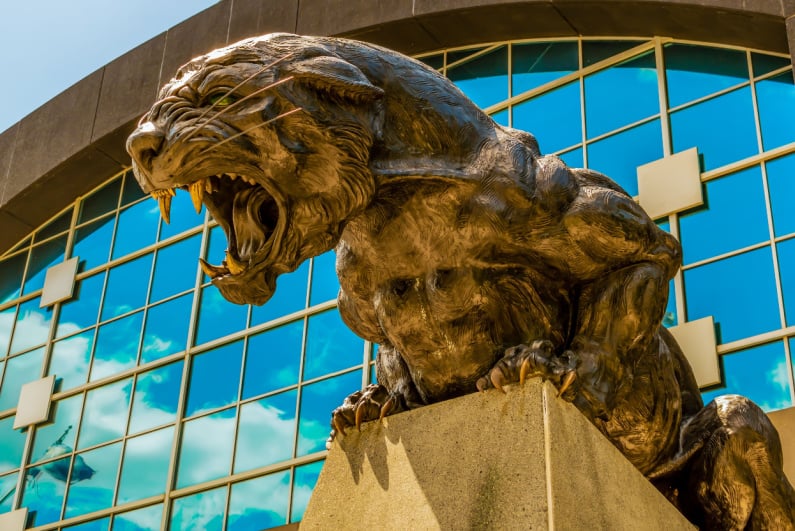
<box><xmin>40</xmin><ymin>257</ymin><xmax>79</xmax><ymax>308</ymax></box>
<box><xmin>669</xmin><ymin>316</ymin><xmax>720</xmax><ymax>388</ymax></box>
<box><xmin>13</xmin><ymin>375</ymin><xmax>56</xmax><ymax>429</ymax></box>
<box><xmin>0</xmin><ymin>508</ymin><xmax>28</xmax><ymax>531</ymax></box>
<box><xmin>637</xmin><ymin>147</ymin><xmax>703</xmax><ymax>220</ymax></box>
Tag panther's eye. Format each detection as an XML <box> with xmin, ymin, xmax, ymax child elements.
<box><xmin>207</xmin><ymin>92</ymin><xmax>239</xmax><ymax>107</ymax></box>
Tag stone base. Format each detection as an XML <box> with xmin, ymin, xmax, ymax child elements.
<box><xmin>301</xmin><ymin>380</ymin><xmax>694</xmax><ymax>530</ymax></box>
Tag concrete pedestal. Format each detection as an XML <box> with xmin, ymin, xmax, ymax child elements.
<box><xmin>301</xmin><ymin>380</ymin><xmax>694</xmax><ymax>530</ymax></box>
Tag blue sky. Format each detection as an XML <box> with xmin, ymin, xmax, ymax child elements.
<box><xmin>0</xmin><ymin>1</ymin><xmax>220</xmax><ymax>134</ymax></box>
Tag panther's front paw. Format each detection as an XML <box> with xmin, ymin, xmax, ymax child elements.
<box><xmin>475</xmin><ymin>340</ymin><xmax>578</xmax><ymax>399</ymax></box>
<box><xmin>327</xmin><ymin>384</ymin><xmax>404</xmax><ymax>448</ymax></box>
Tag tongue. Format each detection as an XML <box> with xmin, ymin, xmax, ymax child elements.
<box><xmin>232</xmin><ymin>187</ymin><xmax>271</xmax><ymax>259</ymax></box>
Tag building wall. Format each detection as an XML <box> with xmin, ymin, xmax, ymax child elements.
<box><xmin>1</xmin><ymin>2</ymin><xmax>795</xmax><ymax>530</ymax></box>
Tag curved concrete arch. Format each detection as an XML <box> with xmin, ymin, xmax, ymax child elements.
<box><xmin>1</xmin><ymin>0</ymin><xmax>793</xmax><ymax>251</ymax></box>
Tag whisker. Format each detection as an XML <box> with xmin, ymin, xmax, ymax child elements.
<box><xmin>199</xmin><ymin>107</ymin><xmax>303</xmax><ymax>155</ymax></box>
<box><xmin>181</xmin><ymin>53</ymin><xmax>295</xmax><ymax>142</ymax></box>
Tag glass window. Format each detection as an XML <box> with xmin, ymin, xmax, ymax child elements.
<box><xmin>112</xmin><ymin>200</ymin><xmax>159</xmax><ymax>260</ymax></box>
<box><xmin>251</xmin><ymin>260</ymin><xmax>309</xmax><ymax>325</ymax></box>
<box><xmin>447</xmin><ymin>45</ymin><xmax>508</xmax><ymax>109</ymax></box>
<box><xmin>766</xmin><ymin>153</ymin><xmax>795</xmax><ymax>237</ymax></box>
<box><xmin>101</xmin><ymin>253</ymin><xmax>153</xmax><ymax>320</ymax></box>
<box><xmin>751</xmin><ymin>52</ymin><xmax>790</xmax><ymax>78</ymax></box>
<box><xmin>23</xmin><ymin>235</ymin><xmax>67</xmax><ymax>295</ymax></box>
<box><xmin>170</xmin><ymin>485</ymin><xmax>227</xmax><ymax>530</ymax></box>
<box><xmin>297</xmin><ymin>370</ymin><xmax>361</xmax><ymax>456</ymax></box>
<box><xmin>0</xmin><ymin>252</ymin><xmax>26</xmax><ymax>304</ymax></box>
<box><xmin>141</xmin><ymin>293</ymin><xmax>192</xmax><ymax>364</ymax></box>
<box><xmin>159</xmin><ymin>191</ymin><xmax>204</xmax><ymax>240</ymax></box>
<box><xmin>290</xmin><ymin>460</ymin><xmax>324</xmax><ymax>523</ymax></box>
<box><xmin>91</xmin><ymin>311</ymin><xmax>143</xmax><ymax>381</ymax></box>
<box><xmin>777</xmin><ymin>239</ymin><xmax>795</xmax><ymax>327</ymax></box>
<box><xmin>490</xmin><ymin>109</ymin><xmax>509</xmax><ymax>127</ymax></box>
<box><xmin>0</xmin><ymin>472</ymin><xmax>19</xmax><ymax>513</ymax></box>
<box><xmin>177</xmin><ymin>409</ymin><xmax>236</xmax><ymax>489</ymax></box>
<box><xmin>120</xmin><ymin>171</ymin><xmax>146</xmax><ymax>206</ymax></box>
<box><xmin>558</xmin><ymin>147</ymin><xmax>583</xmax><ymax>168</ymax></box>
<box><xmin>234</xmin><ymin>390</ymin><xmax>297</xmax><ymax>473</ymax></box>
<box><xmin>684</xmin><ymin>247</ymin><xmax>780</xmax><ymax>344</ymax></box>
<box><xmin>418</xmin><ymin>53</ymin><xmax>443</xmax><ymax>70</ymax></box>
<box><xmin>117</xmin><ymin>427</ymin><xmax>174</xmax><ymax>504</ymax></box>
<box><xmin>9</xmin><ymin>297</ymin><xmax>52</xmax><ymax>355</ymax></box>
<box><xmin>31</xmin><ymin>395</ymin><xmax>81</xmax><ymax>464</ymax></box>
<box><xmin>21</xmin><ymin>456</ymin><xmax>71</xmax><ymax>526</ymax></box>
<box><xmin>113</xmin><ymin>504</ymin><xmax>163</xmax><ymax>531</ymax></box>
<box><xmin>185</xmin><ymin>341</ymin><xmax>243</xmax><ymax>417</ymax></box>
<box><xmin>129</xmin><ymin>361</ymin><xmax>183</xmax><ymax>434</ymax></box>
<box><xmin>582</xmin><ymin>40</ymin><xmax>643</xmax><ymax>67</ymax></box>
<box><xmin>513</xmin><ymin>81</ymin><xmax>581</xmax><ymax>154</ymax></box>
<box><xmin>584</xmin><ymin>52</ymin><xmax>658</xmax><ymax>138</ymax></box>
<box><xmin>78</xmin><ymin>378</ymin><xmax>132</xmax><ymax>449</ymax></box>
<box><xmin>0</xmin><ymin>305</ymin><xmax>14</xmax><ymax>357</ymax></box>
<box><xmin>63</xmin><ymin>441</ymin><xmax>122</xmax><ymax>518</ymax></box>
<box><xmin>701</xmin><ymin>341</ymin><xmax>792</xmax><ymax>411</ymax></box>
<box><xmin>194</xmin><ymin>285</ymin><xmax>248</xmax><ymax>346</ymax></box>
<box><xmin>511</xmin><ymin>41</ymin><xmax>577</xmax><ymax>95</ymax></box>
<box><xmin>679</xmin><ymin>166</ymin><xmax>768</xmax><ymax>264</ymax></box>
<box><xmin>243</xmin><ymin>319</ymin><xmax>303</xmax><ymax>399</ymax></box>
<box><xmin>78</xmin><ymin>180</ymin><xmax>121</xmax><ymax>224</ymax></box>
<box><xmin>0</xmin><ymin>347</ymin><xmax>44</xmax><ymax>411</ymax></box>
<box><xmin>586</xmin><ymin>119</ymin><xmax>663</xmax><ymax>196</ymax></box>
<box><xmin>756</xmin><ymin>72</ymin><xmax>795</xmax><ymax>151</ymax></box>
<box><xmin>49</xmin><ymin>330</ymin><xmax>94</xmax><ymax>391</ymax></box>
<box><xmin>72</xmin><ymin>216</ymin><xmax>115</xmax><ymax>273</ymax></box>
<box><xmin>150</xmin><ymin>234</ymin><xmax>201</xmax><ymax>302</ymax></box>
<box><xmin>0</xmin><ymin>415</ymin><xmax>26</xmax><ymax>474</ymax></box>
<box><xmin>303</xmin><ymin>310</ymin><xmax>364</xmax><ymax>380</ymax></box>
<box><xmin>670</xmin><ymin>87</ymin><xmax>757</xmax><ymax>172</ymax></box>
<box><xmin>56</xmin><ymin>272</ymin><xmax>104</xmax><ymax>338</ymax></box>
<box><xmin>36</xmin><ymin>209</ymin><xmax>72</xmax><ymax>242</ymax></box>
<box><xmin>309</xmin><ymin>251</ymin><xmax>339</xmax><ymax>306</ymax></box>
<box><xmin>227</xmin><ymin>471</ymin><xmax>290</xmax><ymax>530</ymax></box>
<box><xmin>63</xmin><ymin>517</ymin><xmax>110</xmax><ymax>531</ymax></box>
<box><xmin>664</xmin><ymin>44</ymin><xmax>748</xmax><ymax>108</ymax></box>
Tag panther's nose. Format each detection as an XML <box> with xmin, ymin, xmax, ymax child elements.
<box><xmin>126</xmin><ymin>122</ymin><xmax>165</xmax><ymax>176</ymax></box>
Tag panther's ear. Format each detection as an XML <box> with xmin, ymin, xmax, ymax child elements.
<box><xmin>283</xmin><ymin>55</ymin><xmax>384</xmax><ymax>102</ymax></box>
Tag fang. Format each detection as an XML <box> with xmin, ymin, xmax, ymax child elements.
<box><xmin>189</xmin><ymin>181</ymin><xmax>204</xmax><ymax>213</ymax></box>
<box><xmin>225</xmin><ymin>251</ymin><xmax>246</xmax><ymax>275</ymax></box>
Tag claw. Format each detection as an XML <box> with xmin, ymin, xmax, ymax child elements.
<box><xmin>490</xmin><ymin>370</ymin><xmax>506</xmax><ymax>394</ymax></box>
<box><xmin>476</xmin><ymin>378</ymin><xmax>488</xmax><ymax>393</ymax></box>
<box><xmin>333</xmin><ymin>414</ymin><xmax>346</xmax><ymax>437</ymax></box>
<box><xmin>379</xmin><ymin>397</ymin><xmax>396</xmax><ymax>421</ymax></box>
<box><xmin>519</xmin><ymin>358</ymin><xmax>531</xmax><ymax>385</ymax></box>
<box><xmin>355</xmin><ymin>403</ymin><xmax>365</xmax><ymax>431</ymax></box>
<box><xmin>558</xmin><ymin>370</ymin><xmax>577</xmax><ymax>397</ymax></box>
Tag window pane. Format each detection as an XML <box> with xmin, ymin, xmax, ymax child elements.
<box><xmin>664</xmin><ymin>44</ymin><xmax>748</xmax><ymax>108</ymax></box>
<box><xmin>304</xmin><ymin>310</ymin><xmax>364</xmax><ymax>380</ymax></box>
<box><xmin>766</xmin><ymin>153</ymin><xmax>795</xmax><ymax>237</ymax></box>
<box><xmin>171</xmin><ymin>486</ymin><xmax>227</xmax><ymax>531</ymax></box>
<box><xmin>23</xmin><ymin>235</ymin><xmax>67</xmax><ymax>295</ymax></box>
<box><xmin>251</xmin><ymin>260</ymin><xmax>309</xmax><ymax>325</ymax></box>
<box><xmin>129</xmin><ymin>360</ymin><xmax>183</xmax><ymax>434</ymax></box>
<box><xmin>512</xmin><ymin>41</ymin><xmax>577</xmax><ymax>95</ymax></box>
<box><xmin>227</xmin><ymin>471</ymin><xmax>290</xmax><ymax>530</ymax></box>
<box><xmin>73</xmin><ymin>216</ymin><xmax>115</xmax><ymax>273</ymax></box>
<box><xmin>582</xmin><ymin>40</ymin><xmax>643</xmax><ymax>67</ymax></box>
<box><xmin>202</xmin><ymin>225</ymin><xmax>227</xmax><ymax>283</ymax></box>
<box><xmin>36</xmin><ymin>210</ymin><xmax>72</xmax><ymax>241</ymax></box>
<box><xmin>0</xmin><ymin>472</ymin><xmax>19</xmax><ymax>513</ymax></box>
<box><xmin>194</xmin><ymin>285</ymin><xmax>248</xmax><ymax>346</ymax></box>
<box><xmin>141</xmin><ymin>293</ymin><xmax>192</xmax><ymax>364</ymax></box>
<box><xmin>234</xmin><ymin>390</ymin><xmax>297</xmax><ymax>473</ymax></box>
<box><xmin>0</xmin><ymin>415</ymin><xmax>26</xmax><ymax>474</ymax></box>
<box><xmin>684</xmin><ymin>247</ymin><xmax>779</xmax><ymax>343</ymax></box>
<box><xmin>490</xmin><ymin>108</ymin><xmax>509</xmax><ymax>127</ymax></box>
<box><xmin>586</xmin><ymin>119</ymin><xmax>663</xmax><ymax>196</ymax></box>
<box><xmin>79</xmin><ymin>179</ymin><xmax>121</xmax><ymax>224</ymax></box>
<box><xmin>670</xmin><ymin>87</ymin><xmax>757</xmax><ymax>172</ymax></box>
<box><xmin>513</xmin><ymin>81</ymin><xmax>581</xmax><ymax>154</ymax></box>
<box><xmin>558</xmin><ymin>147</ymin><xmax>583</xmax><ymax>168</ymax></box>
<box><xmin>418</xmin><ymin>53</ymin><xmax>443</xmax><ymax>70</ymax></box>
<box><xmin>177</xmin><ymin>409</ymin><xmax>236</xmax><ymax>488</ymax></box>
<box><xmin>150</xmin><ymin>234</ymin><xmax>201</xmax><ymax>302</ymax></box>
<box><xmin>101</xmin><ymin>253</ymin><xmax>153</xmax><ymax>320</ymax></box>
<box><xmin>91</xmin><ymin>311</ymin><xmax>143</xmax><ymax>381</ymax></box>
<box><xmin>57</xmin><ymin>272</ymin><xmax>104</xmax><ymax>337</ymax></box>
<box><xmin>63</xmin><ymin>517</ymin><xmax>110</xmax><ymax>531</ymax></box>
<box><xmin>78</xmin><ymin>379</ymin><xmax>132</xmax><ymax>449</ymax></box>
<box><xmin>9</xmin><ymin>298</ymin><xmax>52</xmax><ymax>355</ymax></box>
<box><xmin>0</xmin><ymin>251</ymin><xmax>26</xmax><ymax>304</ymax></box>
<box><xmin>701</xmin><ymin>341</ymin><xmax>792</xmax><ymax>412</ymax></box>
<box><xmin>679</xmin><ymin>166</ymin><xmax>768</xmax><ymax>264</ymax></box>
<box><xmin>585</xmin><ymin>52</ymin><xmax>658</xmax><ymax>138</ymax></box>
<box><xmin>309</xmin><ymin>250</ymin><xmax>338</xmax><ymax>306</ymax></box>
<box><xmin>120</xmin><ymin>170</ymin><xmax>146</xmax><ymax>206</ymax></box>
<box><xmin>64</xmin><ymin>442</ymin><xmax>121</xmax><ymax>518</ymax></box>
<box><xmin>751</xmin><ymin>53</ymin><xmax>790</xmax><ymax>77</ymax></box>
<box><xmin>21</xmin><ymin>456</ymin><xmax>70</xmax><ymax>526</ymax></box>
<box><xmin>243</xmin><ymin>319</ymin><xmax>303</xmax><ymax>399</ymax></box>
<box><xmin>112</xmin><ymin>200</ymin><xmax>159</xmax><ymax>260</ymax></box>
<box><xmin>777</xmin><ymin>239</ymin><xmax>795</xmax><ymax>327</ymax></box>
<box><xmin>297</xmin><ymin>370</ymin><xmax>361</xmax><ymax>456</ymax></box>
<box><xmin>185</xmin><ymin>341</ymin><xmax>243</xmax><ymax>417</ymax></box>
<box><xmin>31</xmin><ymin>395</ymin><xmax>81</xmax><ymax>464</ymax></box>
<box><xmin>290</xmin><ymin>460</ymin><xmax>324</xmax><ymax>523</ymax></box>
<box><xmin>0</xmin><ymin>347</ymin><xmax>44</xmax><ymax>411</ymax></box>
<box><xmin>117</xmin><ymin>427</ymin><xmax>174</xmax><ymax>503</ymax></box>
<box><xmin>756</xmin><ymin>72</ymin><xmax>795</xmax><ymax>151</ymax></box>
<box><xmin>113</xmin><ymin>504</ymin><xmax>163</xmax><ymax>531</ymax></box>
<box><xmin>49</xmin><ymin>330</ymin><xmax>94</xmax><ymax>392</ymax></box>
<box><xmin>159</xmin><ymin>191</ymin><xmax>204</xmax><ymax>240</ymax></box>
<box><xmin>448</xmin><ymin>45</ymin><xmax>508</xmax><ymax>109</ymax></box>
<box><xmin>0</xmin><ymin>305</ymin><xmax>13</xmax><ymax>357</ymax></box>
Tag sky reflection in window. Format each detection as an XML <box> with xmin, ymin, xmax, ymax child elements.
<box><xmin>194</xmin><ymin>285</ymin><xmax>248</xmax><ymax>345</ymax></box>
<box><xmin>511</xmin><ymin>41</ymin><xmax>577</xmax><ymax>95</ymax></box>
<box><xmin>234</xmin><ymin>390</ymin><xmax>297</xmax><ymax>473</ymax></box>
<box><xmin>56</xmin><ymin>273</ymin><xmax>104</xmax><ymax>338</ymax></box>
<box><xmin>755</xmin><ymin>72</ymin><xmax>795</xmax><ymax>151</ymax></box>
<box><xmin>78</xmin><ymin>378</ymin><xmax>131</xmax><ymax>449</ymax></box>
<box><xmin>291</xmin><ymin>460</ymin><xmax>324</xmax><ymax>523</ymax></box>
<box><xmin>23</xmin><ymin>235</ymin><xmax>68</xmax><ymax>295</ymax></box>
<box><xmin>303</xmin><ymin>310</ymin><xmax>364</xmax><ymax>380</ymax></box>
<box><xmin>765</xmin><ymin>153</ymin><xmax>795</xmax><ymax>238</ymax></box>
<box><xmin>91</xmin><ymin>311</ymin><xmax>143</xmax><ymax>381</ymax></box>
<box><xmin>297</xmin><ymin>370</ymin><xmax>361</xmax><ymax>456</ymax></box>
<box><xmin>228</xmin><ymin>471</ymin><xmax>290</xmax><ymax>530</ymax></box>
<box><xmin>111</xmin><ymin>200</ymin><xmax>159</xmax><ymax>260</ymax></box>
<box><xmin>113</xmin><ymin>503</ymin><xmax>163</xmax><ymax>531</ymax></box>
<box><xmin>63</xmin><ymin>442</ymin><xmax>121</xmax><ymax>518</ymax></box>
<box><xmin>128</xmin><ymin>360</ymin><xmax>183</xmax><ymax>434</ymax></box>
<box><xmin>513</xmin><ymin>81</ymin><xmax>581</xmax><ymax>154</ymax></box>
<box><xmin>48</xmin><ymin>329</ymin><xmax>94</xmax><ymax>392</ymax></box>
<box><xmin>309</xmin><ymin>251</ymin><xmax>339</xmax><ymax>306</ymax></box>
<box><xmin>185</xmin><ymin>341</ymin><xmax>243</xmax><ymax>417</ymax></box>
<box><xmin>9</xmin><ymin>298</ymin><xmax>52</xmax><ymax>355</ymax></box>
<box><xmin>0</xmin><ymin>347</ymin><xmax>44</xmax><ymax>411</ymax></box>
<box><xmin>177</xmin><ymin>410</ymin><xmax>236</xmax><ymax>488</ymax></box>
<box><xmin>117</xmin><ymin>427</ymin><xmax>173</xmax><ymax>504</ymax></box>
<box><xmin>664</xmin><ymin>44</ymin><xmax>748</xmax><ymax>108</ymax></box>
<box><xmin>141</xmin><ymin>293</ymin><xmax>192</xmax><ymax>364</ymax></box>
<box><xmin>0</xmin><ymin>415</ymin><xmax>25</xmax><ymax>474</ymax></box>
<box><xmin>448</xmin><ymin>46</ymin><xmax>508</xmax><ymax>109</ymax></box>
<box><xmin>100</xmin><ymin>253</ymin><xmax>152</xmax><ymax>321</ymax></box>
<box><xmin>149</xmin><ymin>234</ymin><xmax>201</xmax><ymax>302</ymax></box>
<box><xmin>171</xmin><ymin>485</ymin><xmax>227</xmax><ymax>530</ymax></box>
<box><xmin>243</xmin><ymin>319</ymin><xmax>303</xmax><ymax>399</ymax></box>
<box><xmin>72</xmin><ymin>216</ymin><xmax>114</xmax><ymax>273</ymax></box>
<box><xmin>251</xmin><ymin>260</ymin><xmax>309</xmax><ymax>325</ymax></box>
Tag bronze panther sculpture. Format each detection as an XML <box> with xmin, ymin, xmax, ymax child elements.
<box><xmin>127</xmin><ymin>33</ymin><xmax>795</xmax><ymax>528</ymax></box>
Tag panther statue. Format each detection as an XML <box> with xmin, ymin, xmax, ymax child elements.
<box><xmin>127</xmin><ymin>33</ymin><xmax>795</xmax><ymax>528</ymax></box>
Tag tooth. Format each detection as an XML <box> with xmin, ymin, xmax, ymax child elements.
<box><xmin>225</xmin><ymin>251</ymin><xmax>246</xmax><ymax>275</ymax></box>
<box><xmin>189</xmin><ymin>181</ymin><xmax>204</xmax><ymax>213</ymax></box>
<box><xmin>199</xmin><ymin>258</ymin><xmax>228</xmax><ymax>278</ymax></box>
<box><xmin>205</xmin><ymin>179</ymin><xmax>213</xmax><ymax>194</ymax></box>
<box><xmin>158</xmin><ymin>195</ymin><xmax>172</xmax><ymax>224</ymax></box>
<box><xmin>228</xmin><ymin>173</ymin><xmax>238</xmax><ymax>180</ymax></box>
